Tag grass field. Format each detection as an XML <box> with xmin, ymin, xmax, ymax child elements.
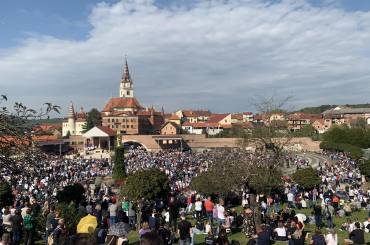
<box><xmin>126</xmin><ymin>207</ymin><xmax>370</xmax><ymax>244</ymax></box>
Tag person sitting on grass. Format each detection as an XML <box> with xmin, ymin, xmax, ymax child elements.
<box><xmin>345</xmin><ymin>222</ymin><xmax>365</xmax><ymax>245</ymax></box>
<box><xmin>215</xmin><ymin>227</ymin><xmax>230</xmax><ymax>245</ymax></box>
<box><xmin>310</xmin><ymin>229</ymin><xmax>326</xmax><ymax>245</ymax></box>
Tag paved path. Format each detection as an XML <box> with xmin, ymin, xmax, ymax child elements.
<box><xmin>282</xmin><ymin>152</ymin><xmax>329</xmax><ymax>175</ymax></box>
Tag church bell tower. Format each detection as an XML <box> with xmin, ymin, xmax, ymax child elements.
<box><xmin>119</xmin><ymin>57</ymin><xmax>134</xmax><ymax>98</ymax></box>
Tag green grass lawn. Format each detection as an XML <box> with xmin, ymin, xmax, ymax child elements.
<box><xmin>127</xmin><ymin>207</ymin><xmax>370</xmax><ymax>244</ymax></box>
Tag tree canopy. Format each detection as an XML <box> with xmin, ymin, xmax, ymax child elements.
<box><xmin>0</xmin><ymin>95</ymin><xmax>60</xmax><ymax>170</ymax></box>
<box><xmin>84</xmin><ymin>108</ymin><xmax>102</xmax><ymax>132</ymax></box>
<box><xmin>56</xmin><ymin>183</ymin><xmax>86</xmax><ymax>204</ymax></box>
<box><xmin>291</xmin><ymin>167</ymin><xmax>321</xmax><ymax>189</ymax></box>
<box><xmin>112</xmin><ymin>146</ymin><xmax>126</xmax><ymax>180</ymax></box>
<box><xmin>320</xmin><ymin>125</ymin><xmax>370</xmax><ymax>159</ymax></box>
<box><xmin>121</xmin><ymin>168</ymin><xmax>170</xmax><ymax>202</ymax></box>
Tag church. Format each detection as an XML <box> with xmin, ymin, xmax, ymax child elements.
<box><xmin>101</xmin><ymin>59</ymin><xmax>164</xmax><ymax>135</ymax></box>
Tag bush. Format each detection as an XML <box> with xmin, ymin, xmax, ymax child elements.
<box><xmin>57</xmin><ymin>202</ymin><xmax>86</xmax><ymax>235</ymax></box>
<box><xmin>292</xmin><ymin>167</ymin><xmax>321</xmax><ymax>189</ymax></box>
<box><xmin>113</xmin><ymin>146</ymin><xmax>126</xmax><ymax>180</ymax></box>
<box><xmin>56</xmin><ymin>183</ymin><xmax>86</xmax><ymax>204</ymax></box>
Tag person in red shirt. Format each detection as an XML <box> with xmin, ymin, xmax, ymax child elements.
<box><xmin>204</xmin><ymin>196</ymin><xmax>214</xmax><ymax>223</ymax></box>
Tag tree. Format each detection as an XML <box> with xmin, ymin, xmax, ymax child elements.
<box><xmin>112</xmin><ymin>146</ymin><xmax>126</xmax><ymax>180</ymax></box>
<box><xmin>359</xmin><ymin>160</ymin><xmax>370</xmax><ymax>179</ymax></box>
<box><xmin>56</xmin><ymin>183</ymin><xmax>86</xmax><ymax>204</ymax></box>
<box><xmin>291</xmin><ymin>168</ymin><xmax>321</xmax><ymax>189</ymax></box>
<box><xmin>0</xmin><ymin>95</ymin><xmax>60</xmax><ymax>171</ymax></box>
<box><xmin>120</xmin><ymin>168</ymin><xmax>170</xmax><ymax>229</ymax></box>
<box><xmin>84</xmin><ymin>108</ymin><xmax>102</xmax><ymax>132</ymax></box>
<box><xmin>190</xmin><ymin>169</ymin><xmax>233</xmax><ymax>197</ymax></box>
<box><xmin>0</xmin><ymin>181</ymin><xmax>13</xmax><ymax>207</ymax></box>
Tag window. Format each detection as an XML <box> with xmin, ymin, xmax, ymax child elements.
<box><xmin>131</xmin><ymin>125</ymin><xmax>134</xmax><ymax>128</ymax></box>
<box><xmin>108</xmin><ymin>119</ymin><xmax>110</xmax><ymax>123</ymax></box>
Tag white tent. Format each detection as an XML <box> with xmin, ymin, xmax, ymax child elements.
<box><xmin>83</xmin><ymin>126</ymin><xmax>116</xmax><ymax>151</ymax></box>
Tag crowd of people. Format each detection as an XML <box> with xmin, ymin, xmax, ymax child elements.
<box><xmin>1</xmin><ymin>147</ymin><xmax>370</xmax><ymax>245</ymax></box>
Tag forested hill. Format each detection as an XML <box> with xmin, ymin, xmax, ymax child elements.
<box><xmin>26</xmin><ymin>118</ymin><xmax>63</xmax><ymax>126</ymax></box>
<box><xmin>297</xmin><ymin>104</ymin><xmax>370</xmax><ymax>114</ymax></box>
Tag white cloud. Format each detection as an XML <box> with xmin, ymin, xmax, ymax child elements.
<box><xmin>1</xmin><ymin>0</ymin><xmax>370</xmax><ymax>114</ymax></box>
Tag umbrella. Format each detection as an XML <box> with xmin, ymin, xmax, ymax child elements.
<box><xmin>77</xmin><ymin>214</ymin><xmax>98</xmax><ymax>234</ymax></box>
<box><xmin>108</xmin><ymin>222</ymin><xmax>131</xmax><ymax>237</ymax></box>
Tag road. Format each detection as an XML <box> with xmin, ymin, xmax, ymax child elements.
<box><xmin>282</xmin><ymin>152</ymin><xmax>329</xmax><ymax>175</ymax></box>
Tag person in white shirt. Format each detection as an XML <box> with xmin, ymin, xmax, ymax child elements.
<box><xmin>217</xmin><ymin>200</ymin><xmax>225</xmax><ymax>225</ymax></box>
<box><xmin>325</xmin><ymin>229</ymin><xmax>338</xmax><ymax>245</ymax></box>
<box><xmin>108</xmin><ymin>200</ymin><xmax>118</xmax><ymax>225</ymax></box>
<box><xmin>274</xmin><ymin>222</ymin><xmax>287</xmax><ymax>241</ymax></box>
<box><xmin>364</xmin><ymin>217</ymin><xmax>370</xmax><ymax>233</ymax></box>
<box><xmin>287</xmin><ymin>192</ymin><xmax>294</xmax><ymax>208</ymax></box>
<box><xmin>194</xmin><ymin>198</ymin><xmax>203</xmax><ymax>220</ymax></box>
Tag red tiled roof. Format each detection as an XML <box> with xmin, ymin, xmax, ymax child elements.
<box><xmin>33</xmin><ymin>135</ymin><xmax>59</xmax><ymax>142</ymax></box>
<box><xmin>167</xmin><ymin>114</ymin><xmax>180</xmax><ymax>120</ymax></box>
<box><xmin>137</xmin><ymin>110</ymin><xmax>163</xmax><ymax>116</ymax></box>
<box><xmin>288</xmin><ymin>113</ymin><xmax>322</xmax><ymax>120</ymax></box>
<box><xmin>231</xmin><ymin>114</ymin><xmax>243</xmax><ymax>120</ymax></box>
<box><xmin>243</xmin><ymin>112</ymin><xmax>253</xmax><ymax>115</ymax></box>
<box><xmin>182</xmin><ymin>110</ymin><xmax>211</xmax><ymax>117</ymax></box>
<box><xmin>34</xmin><ymin>124</ymin><xmax>62</xmax><ymax>132</ymax></box>
<box><xmin>207</xmin><ymin>114</ymin><xmax>229</xmax><ymax>123</ymax></box>
<box><xmin>96</xmin><ymin>126</ymin><xmax>116</xmax><ymax>136</ymax></box>
<box><xmin>102</xmin><ymin>97</ymin><xmax>143</xmax><ymax>112</ymax></box>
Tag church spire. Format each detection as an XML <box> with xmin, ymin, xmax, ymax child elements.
<box><xmin>68</xmin><ymin>102</ymin><xmax>75</xmax><ymax>119</ymax></box>
<box><xmin>122</xmin><ymin>56</ymin><xmax>132</xmax><ymax>84</ymax></box>
<box><xmin>119</xmin><ymin>56</ymin><xmax>134</xmax><ymax>98</ymax></box>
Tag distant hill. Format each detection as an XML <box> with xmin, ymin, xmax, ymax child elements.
<box><xmin>26</xmin><ymin>118</ymin><xmax>63</xmax><ymax>127</ymax></box>
<box><xmin>297</xmin><ymin>104</ymin><xmax>370</xmax><ymax>114</ymax></box>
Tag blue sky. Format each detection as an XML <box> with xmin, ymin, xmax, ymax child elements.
<box><xmin>1</xmin><ymin>0</ymin><xmax>370</xmax><ymax>114</ymax></box>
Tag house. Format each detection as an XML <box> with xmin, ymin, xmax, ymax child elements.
<box><xmin>269</xmin><ymin>112</ymin><xmax>285</xmax><ymax>122</ymax></box>
<box><xmin>161</xmin><ymin>122</ymin><xmax>181</xmax><ymax>135</ymax></box>
<box><xmin>243</xmin><ymin>112</ymin><xmax>254</xmax><ymax>122</ymax></box>
<box><xmin>181</xmin><ymin>114</ymin><xmax>232</xmax><ymax>135</ymax></box>
<box><xmin>312</xmin><ymin>119</ymin><xmax>332</xmax><ymax>134</ymax></box>
<box><xmin>175</xmin><ymin>110</ymin><xmax>211</xmax><ymax>123</ymax></box>
<box><xmin>322</xmin><ymin>107</ymin><xmax>370</xmax><ymax>125</ymax></box>
<box><xmin>287</xmin><ymin>113</ymin><xmax>322</xmax><ymax>132</ymax></box>
<box><xmin>165</xmin><ymin>114</ymin><xmax>181</xmax><ymax>125</ymax></box>
<box><xmin>231</xmin><ymin>114</ymin><xmax>244</xmax><ymax>124</ymax></box>
<box><xmin>34</xmin><ymin>124</ymin><xmax>62</xmax><ymax>138</ymax></box>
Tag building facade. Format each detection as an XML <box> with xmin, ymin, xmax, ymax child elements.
<box><xmin>101</xmin><ymin>59</ymin><xmax>164</xmax><ymax>135</ymax></box>
<box><xmin>62</xmin><ymin>102</ymin><xmax>87</xmax><ymax>137</ymax></box>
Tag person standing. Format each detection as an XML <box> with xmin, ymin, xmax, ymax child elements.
<box><xmin>178</xmin><ymin>214</ymin><xmax>192</xmax><ymax>245</ymax></box>
<box><xmin>204</xmin><ymin>197</ymin><xmax>214</xmax><ymax>224</ymax></box>
<box><xmin>194</xmin><ymin>198</ymin><xmax>203</xmax><ymax>221</ymax></box>
<box><xmin>108</xmin><ymin>199</ymin><xmax>117</xmax><ymax>225</ymax></box>
<box><xmin>10</xmin><ymin>209</ymin><xmax>23</xmax><ymax>245</ymax></box>
<box><xmin>325</xmin><ymin>202</ymin><xmax>335</xmax><ymax>229</ymax></box>
<box><xmin>23</xmin><ymin>209</ymin><xmax>35</xmax><ymax>245</ymax></box>
<box><xmin>313</xmin><ymin>203</ymin><xmax>322</xmax><ymax>228</ymax></box>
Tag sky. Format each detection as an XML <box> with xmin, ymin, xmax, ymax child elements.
<box><xmin>1</xmin><ymin>0</ymin><xmax>370</xmax><ymax>115</ymax></box>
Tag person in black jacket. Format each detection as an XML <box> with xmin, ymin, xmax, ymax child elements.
<box><xmin>348</xmin><ymin>222</ymin><xmax>365</xmax><ymax>244</ymax></box>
